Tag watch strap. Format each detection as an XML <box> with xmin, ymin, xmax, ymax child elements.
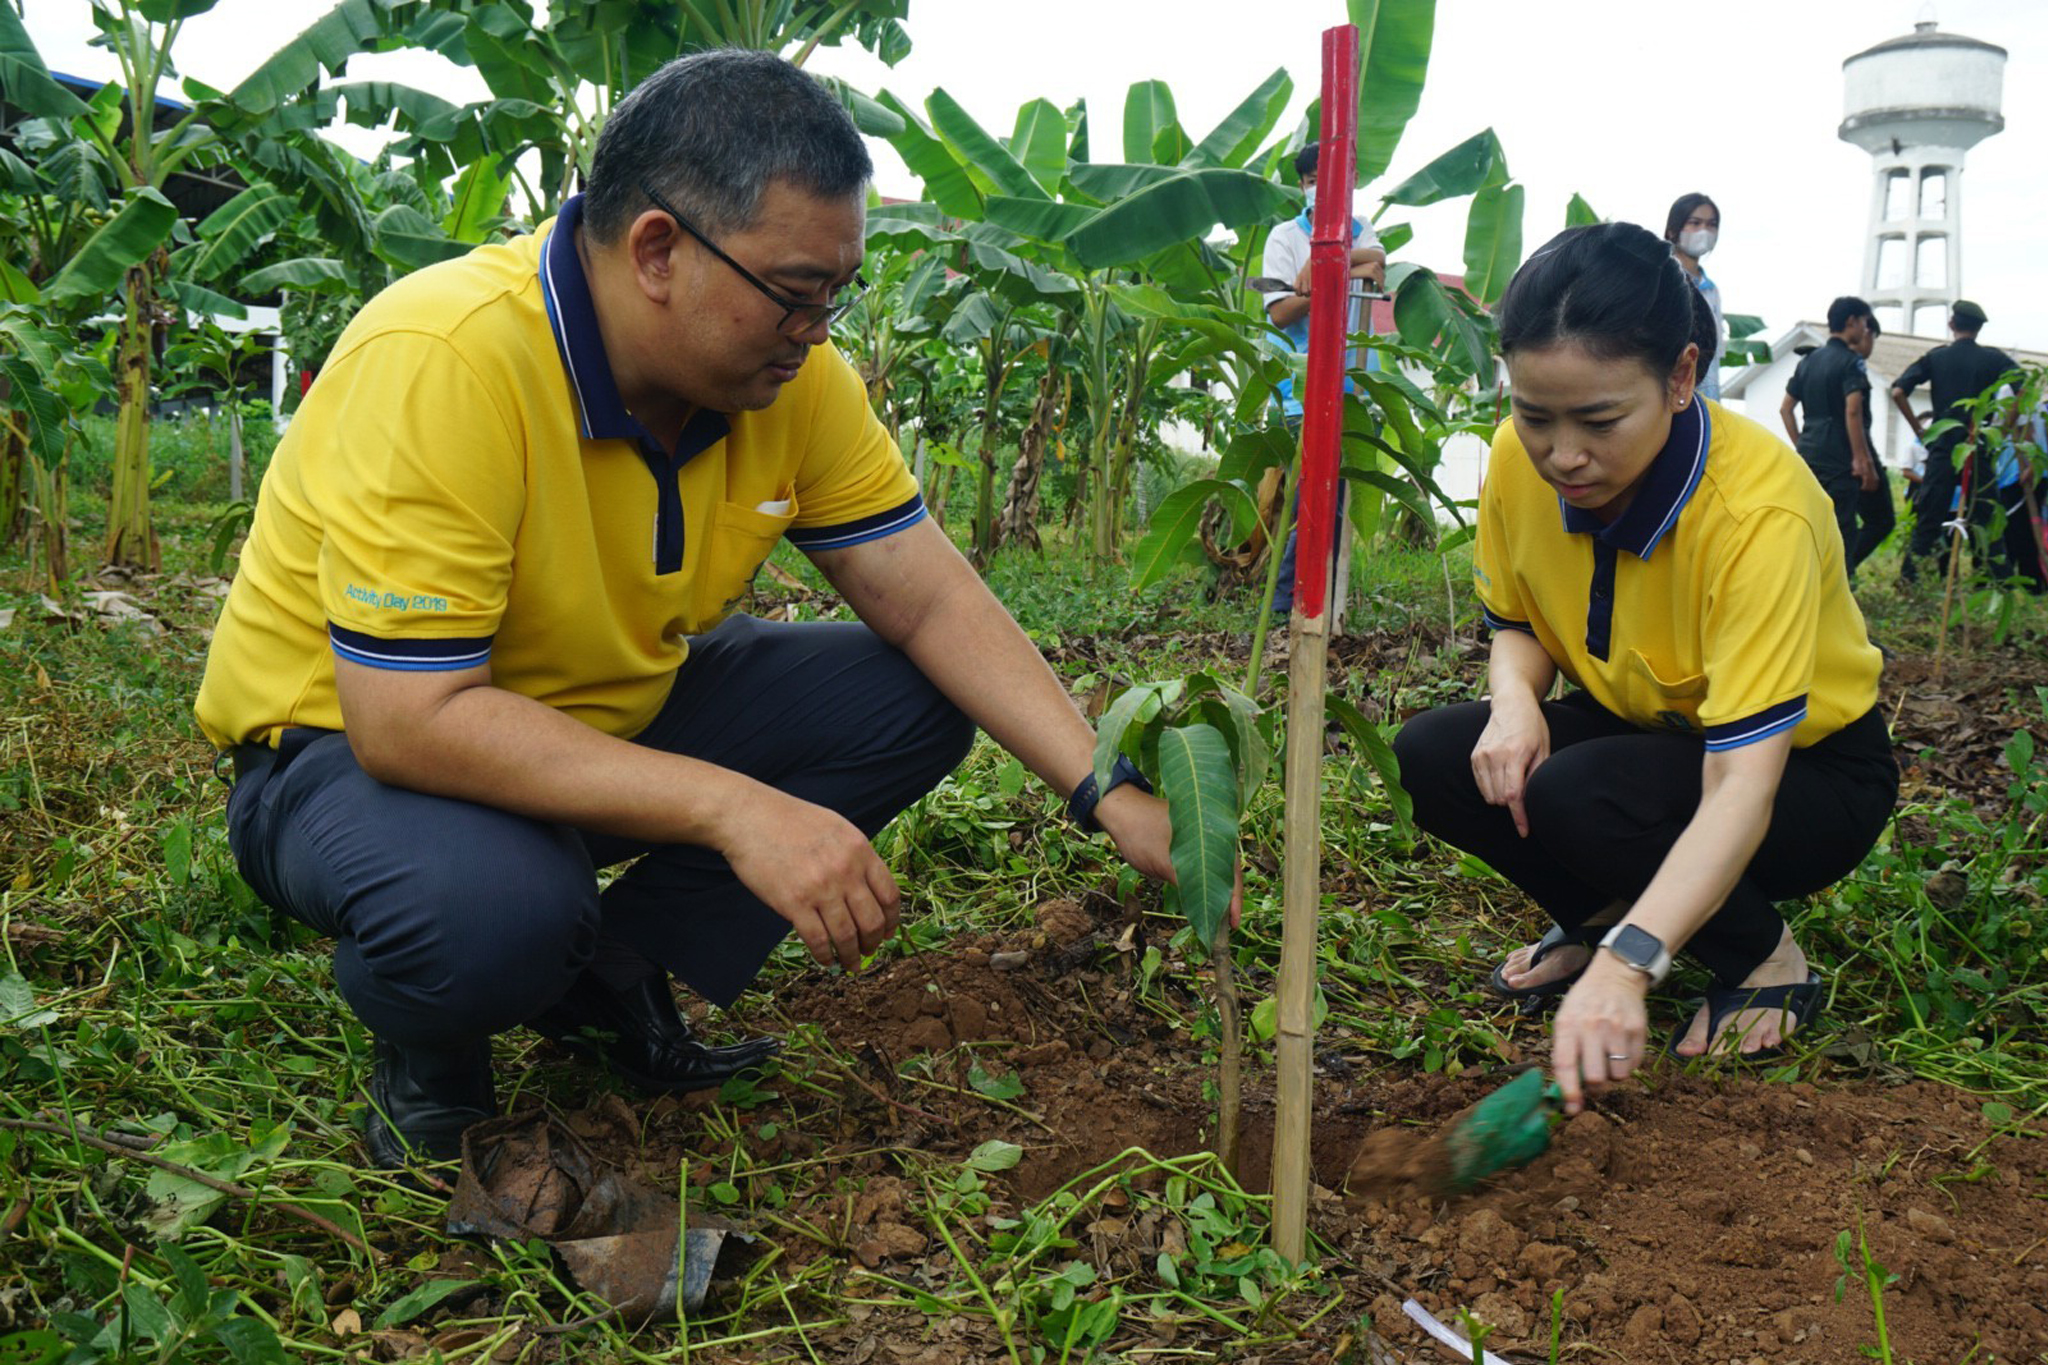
<box><xmin>1069</xmin><ymin>754</ymin><xmax>1153</xmax><ymax>833</ymax></box>
<box><xmin>1599</xmin><ymin>923</ymin><xmax>1673</xmax><ymax>987</ymax></box>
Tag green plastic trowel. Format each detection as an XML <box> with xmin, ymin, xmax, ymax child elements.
<box><xmin>1440</xmin><ymin>1069</ymin><xmax>1566</xmax><ymax>1193</ymax></box>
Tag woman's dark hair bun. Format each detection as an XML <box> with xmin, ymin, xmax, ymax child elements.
<box><xmin>1498</xmin><ymin>222</ymin><xmax>1710</xmax><ymax>384</ymax></box>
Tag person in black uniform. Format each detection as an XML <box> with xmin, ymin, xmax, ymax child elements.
<box><xmin>1781</xmin><ymin>297</ymin><xmax>1879</xmax><ymax>571</ymax></box>
<box><xmin>1890</xmin><ymin>300</ymin><xmax>2020</xmax><ymax>582</ymax></box>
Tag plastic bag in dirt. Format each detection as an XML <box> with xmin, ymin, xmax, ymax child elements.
<box><xmin>445</xmin><ymin>1110</ymin><xmax>752</xmax><ymax>1319</ymax></box>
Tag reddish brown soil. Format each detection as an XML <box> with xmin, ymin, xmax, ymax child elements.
<box><xmin>555</xmin><ymin>891</ymin><xmax>2048</xmax><ymax>1364</ymax></box>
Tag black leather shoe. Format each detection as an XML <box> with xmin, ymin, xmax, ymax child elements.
<box><xmin>531</xmin><ymin>972</ymin><xmax>781</xmax><ymax>1094</ymax></box>
<box><xmin>363</xmin><ymin>1037</ymin><xmax>496</xmax><ymax>1168</ymax></box>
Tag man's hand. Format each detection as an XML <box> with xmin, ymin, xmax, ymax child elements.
<box><xmin>1551</xmin><ymin>954</ymin><xmax>1651</xmax><ymax>1115</ymax></box>
<box><xmin>1096</xmin><ymin>785</ymin><xmax>1244</xmax><ymax>931</ymax></box>
<box><xmin>1349</xmin><ymin>246</ymin><xmax>1386</xmax><ymax>290</ymax></box>
<box><xmin>717</xmin><ymin>785</ymin><xmax>900</xmax><ymax>971</ymax></box>
<box><xmin>1292</xmin><ymin>248</ymin><xmax>1387</xmax><ymax>297</ymax></box>
<box><xmin>1853</xmin><ymin>453</ymin><xmax>1880</xmax><ymax>492</ymax></box>
<box><xmin>1471</xmin><ymin>693</ymin><xmax>1551</xmax><ymax>838</ymax></box>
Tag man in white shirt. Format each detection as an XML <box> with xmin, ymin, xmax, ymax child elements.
<box><xmin>1259</xmin><ymin>142</ymin><xmax>1385</xmax><ymax>615</ymax></box>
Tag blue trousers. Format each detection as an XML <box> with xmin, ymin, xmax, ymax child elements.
<box><xmin>226</xmin><ymin>616</ymin><xmax>974</xmax><ymax>1047</ymax></box>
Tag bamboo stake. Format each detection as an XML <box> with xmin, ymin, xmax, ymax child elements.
<box><xmin>1272</xmin><ymin>606</ymin><xmax>1329</xmax><ymax>1261</ymax></box>
<box><xmin>1271</xmin><ymin>21</ymin><xmax>1358</xmax><ymax>1266</ymax></box>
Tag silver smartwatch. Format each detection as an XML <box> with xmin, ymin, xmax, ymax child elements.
<box><xmin>1599</xmin><ymin>924</ymin><xmax>1672</xmax><ymax>986</ymax></box>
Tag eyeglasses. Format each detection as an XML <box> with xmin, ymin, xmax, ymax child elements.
<box><xmin>638</xmin><ymin>179</ymin><xmax>865</xmax><ymax>337</ymax></box>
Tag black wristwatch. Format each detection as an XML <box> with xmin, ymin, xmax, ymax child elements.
<box><xmin>1068</xmin><ymin>755</ymin><xmax>1152</xmax><ymax>833</ymax></box>
<box><xmin>1599</xmin><ymin>924</ymin><xmax>1672</xmax><ymax>986</ymax></box>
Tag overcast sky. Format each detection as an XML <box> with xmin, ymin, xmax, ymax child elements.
<box><xmin>24</xmin><ymin>0</ymin><xmax>2048</xmax><ymax>361</ymax></box>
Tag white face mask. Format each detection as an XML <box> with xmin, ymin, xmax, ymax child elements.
<box><xmin>1303</xmin><ymin>185</ymin><xmax>1316</xmax><ymax>211</ymax></box>
<box><xmin>1679</xmin><ymin>227</ymin><xmax>1717</xmax><ymax>258</ymax></box>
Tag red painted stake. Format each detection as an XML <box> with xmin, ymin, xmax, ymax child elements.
<box><xmin>1291</xmin><ymin>24</ymin><xmax>1359</xmax><ymax>622</ymax></box>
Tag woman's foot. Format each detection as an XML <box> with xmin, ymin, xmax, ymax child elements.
<box><xmin>1495</xmin><ymin>939</ymin><xmax>1594</xmax><ymax>993</ymax></box>
<box><xmin>1672</xmin><ymin>927</ymin><xmax>1812</xmax><ymax>1057</ymax></box>
<box><xmin>1491</xmin><ymin>901</ymin><xmax>1629</xmax><ymax>996</ymax></box>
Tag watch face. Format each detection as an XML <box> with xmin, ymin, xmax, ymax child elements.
<box><xmin>1610</xmin><ymin>924</ymin><xmax>1662</xmax><ymax>967</ymax></box>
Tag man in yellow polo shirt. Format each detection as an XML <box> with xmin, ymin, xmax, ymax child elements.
<box><xmin>197</xmin><ymin>50</ymin><xmax>1189</xmax><ymax>1168</ymax></box>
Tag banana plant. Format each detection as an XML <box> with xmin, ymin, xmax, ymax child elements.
<box><xmin>161</xmin><ymin>320</ymin><xmax>271</xmax><ymax>502</ymax></box>
<box><xmin>879</xmin><ymin>74</ymin><xmax>1297</xmax><ymax>563</ymax></box>
<box><xmin>0</xmin><ymin>304</ymin><xmax>108</xmax><ymax>588</ymax></box>
<box><xmin>1</xmin><ymin>0</ymin><xmax>398</xmax><ymax>568</ymax></box>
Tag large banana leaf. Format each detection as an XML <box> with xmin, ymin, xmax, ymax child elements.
<box><xmin>0</xmin><ymin>6</ymin><xmax>89</xmax><ymax>121</ymax></box>
<box><xmin>928</xmin><ymin>89</ymin><xmax>1046</xmax><ymax>201</ymax></box>
<box><xmin>242</xmin><ymin>257</ymin><xmax>349</xmax><ymax>294</ymax></box>
<box><xmin>865</xmin><ymin>201</ymin><xmax>955</xmax><ymax>252</ymax></box>
<box><xmin>185</xmin><ymin>184</ymin><xmax>294</xmax><ymax>283</ymax></box>
<box><xmin>326</xmin><ymin>81</ymin><xmax>463</xmax><ymax>141</ymax></box>
<box><xmin>877</xmin><ymin>91</ymin><xmax>983</xmax><ymax>221</ymax></box>
<box><xmin>444</xmin><ymin>154</ymin><xmax>514</xmax><ymax>244</ymax></box>
<box><xmin>1565</xmin><ymin>192</ymin><xmax>1602</xmax><ymax>227</ymax></box>
<box><xmin>225</xmin><ymin>0</ymin><xmax>387</xmax><ymax>117</ymax></box>
<box><xmin>1350</xmin><ymin>0</ymin><xmax>1436</xmax><ymax>184</ymax></box>
<box><xmin>1065</xmin><ymin>169</ymin><xmax>1291</xmax><ymax>270</ymax></box>
<box><xmin>37</xmin><ymin>140</ymin><xmax>115</xmax><ymax>211</ymax></box>
<box><xmin>1008</xmin><ymin>99</ymin><xmax>1069</xmax><ymax>196</ymax></box>
<box><xmin>1390</xmin><ymin>265</ymin><xmax>1491</xmax><ymax>383</ymax></box>
<box><xmin>134</xmin><ymin>0</ymin><xmax>222</xmax><ymax>22</ymax></box>
<box><xmin>165</xmin><ymin>279</ymin><xmax>247</xmax><ymax>320</ymax></box>
<box><xmin>1066</xmin><ymin>162</ymin><xmax>1180</xmax><ymax>204</ymax></box>
<box><xmin>43</xmin><ymin>189</ymin><xmax>179</xmax><ymax>306</ymax></box>
<box><xmin>1185</xmin><ymin>69</ymin><xmax>1292</xmax><ymax>171</ymax></box>
<box><xmin>814</xmin><ymin>75</ymin><xmax>905</xmax><ymax>138</ymax></box>
<box><xmin>0</xmin><ymin>355</ymin><xmax>69</xmax><ymax>466</ymax></box>
<box><xmin>463</xmin><ymin>5</ymin><xmax>558</xmax><ymax>106</ymax></box>
<box><xmin>1156</xmin><ymin>723</ymin><xmax>1240</xmax><ymax>949</ymax></box>
<box><xmin>0</xmin><ymin>260</ymin><xmax>39</xmax><ymax>304</ymax></box>
<box><xmin>1380</xmin><ymin>128</ymin><xmax>1503</xmax><ymax>208</ymax></box>
<box><xmin>1461</xmin><ymin>181</ymin><xmax>1524</xmax><ymax>307</ymax></box>
<box><xmin>959</xmin><ymin>239</ymin><xmax>1079</xmax><ymax>305</ymax></box>
<box><xmin>371</xmin><ymin>205</ymin><xmax>470</xmax><ymax>273</ymax></box>
<box><xmin>981</xmin><ymin>195</ymin><xmax>1096</xmax><ymax>246</ymax></box>
<box><xmin>1122</xmin><ymin>81</ymin><xmax>1184</xmax><ymax>166</ymax></box>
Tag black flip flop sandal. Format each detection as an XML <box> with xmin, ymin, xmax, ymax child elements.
<box><xmin>1668</xmin><ymin>971</ymin><xmax>1825</xmax><ymax>1060</ymax></box>
<box><xmin>1488</xmin><ymin>922</ymin><xmax>1607</xmax><ymax>1013</ymax></box>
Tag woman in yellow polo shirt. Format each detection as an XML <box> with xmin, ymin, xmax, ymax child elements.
<box><xmin>1393</xmin><ymin>222</ymin><xmax>1897</xmax><ymax>1114</ymax></box>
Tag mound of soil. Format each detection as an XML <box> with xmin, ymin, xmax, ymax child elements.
<box><xmin>572</xmin><ymin>894</ymin><xmax>2048</xmax><ymax>1363</ymax></box>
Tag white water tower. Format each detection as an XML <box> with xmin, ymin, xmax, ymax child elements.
<box><xmin>1839</xmin><ymin>18</ymin><xmax>2005</xmax><ymax>337</ymax></box>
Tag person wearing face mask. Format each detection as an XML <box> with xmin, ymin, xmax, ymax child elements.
<box><xmin>1258</xmin><ymin>141</ymin><xmax>1387</xmax><ymax>618</ymax></box>
<box><xmin>1663</xmin><ymin>194</ymin><xmax>1724</xmax><ymax>400</ymax></box>
<box><xmin>1391</xmin><ymin>223</ymin><xmax>1897</xmax><ymax>1114</ymax></box>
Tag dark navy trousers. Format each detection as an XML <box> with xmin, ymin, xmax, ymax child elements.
<box><xmin>226</xmin><ymin>616</ymin><xmax>975</xmax><ymax>1048</ymax></box>
<box><xmin>1393</xmin><ymin>693</ymin><xmax>1897</xmax><ymax>986</ymax></box>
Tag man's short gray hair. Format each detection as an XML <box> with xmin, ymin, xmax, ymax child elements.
<box><xmin>583</xmin><ymin>48</ymin><xmax>872</xmax><ymax>243</ymax></box>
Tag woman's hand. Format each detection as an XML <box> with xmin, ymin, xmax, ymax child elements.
<box><xmin>1551</xmin><ymin>954</ymin><xmax>1651</xmax><ymax>1115</ymax></box>
<box><xmin>1471</xmin><ymin>694</ymin><xmax>1551</xmax><ymax>837</ymax></box>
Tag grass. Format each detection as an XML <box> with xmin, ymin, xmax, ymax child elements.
<box><xmin>2</xmin><ymin>465</ymin><xmax>2046</xmax><ymax>1362</ymax></box>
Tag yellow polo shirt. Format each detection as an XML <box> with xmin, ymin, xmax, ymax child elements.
<box><xmin>196</xmin><ymin>197</ymin><xmax>922</xmax><ymax>749</ymax></box>
<box><xmin>1473</xmin><ymin>398</ymin><xmax>1881</xmax><ymax>750</ymax></box>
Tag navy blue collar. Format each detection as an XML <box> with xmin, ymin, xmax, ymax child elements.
<box><xmin>1558</xmin><ymin>394</ymin><xmax>1710</xmax><ymax>560</ymax></box>
<box><xmin>538</xmin><ymin>194</ymin><xmax>728</xmax><ymax>576</ymax></box>
<box><xmin>538</xmin><ymin>194</ymin><xmax>730</xmax><ymax>452</ymax></box>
